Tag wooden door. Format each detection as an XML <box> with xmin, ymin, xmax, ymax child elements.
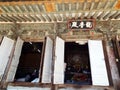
<box><xmin>6</xmin><ymin>37</ymin><xmax>24</xmax><ymax>82</ymax></box>
<box><xmin>88</xmin><ymin>40</ymin><xmax>109</xmax><ymax>86</ymax></box>
<box><xmin>0</xmin><ymin>37</ymin><xmax>14</xmax><ymax>81</ymax></box>
<box><xmin>54</xmin><ymin>37</ymin><xmax>65</xmax><ymax>84</ymax></box>
<box><xmin>41</xmin><ymin>37</ymin><xmax>53</xmax><ymax>83</ymax></box>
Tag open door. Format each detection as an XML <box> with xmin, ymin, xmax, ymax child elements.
<box><xmin>6</xmin><ymin>37</ymin><xmax>24</xmax><ymax>82</ymax></box>
<box><xmin>0</xmin><ymin>37</ymin><xmax>14</xmax><ymax>81</ymax></box>
<box><xmin>54</xmin><ymin>37</ymin><xmax>65</xmax><ymax>84</ymax></box>
<box><xmin>88</xmin><ymin>40</ymin><xmax>109</xmax><ymax>86</ymax></box>
<box><xmin>41</xmin><ymin>37</ymin><xmax>53</xmax><ymax>83</ymax></box>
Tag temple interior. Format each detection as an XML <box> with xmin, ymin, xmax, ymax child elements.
<box><xmin>64</xmin><ymin>42</ymin><xmax>92</xmax><ymax>85</ymax></box>
<box><xmin>15</xmin><ymin>42</ymin><xmax>43</xmax><ymax>82</ymax></box>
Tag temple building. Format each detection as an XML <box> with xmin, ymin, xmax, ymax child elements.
<box><xmin>0</xmin><ymin>0</ymin><xmax>120</xmax><ymax>90</ymax></box>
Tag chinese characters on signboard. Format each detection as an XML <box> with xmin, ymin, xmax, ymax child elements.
<box><xmin>68</xmin><ymin>19</ymin><xmax>95</xmax><ymax>30</ymax></box>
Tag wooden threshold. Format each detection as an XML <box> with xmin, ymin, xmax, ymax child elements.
<box><xmin>7</xmin><ymin>82</ymin><xmax>51</xmax><ymax>87</ymax></box>
<box><xmin>57</xmin><ymin>84</ymin><xmax>115</xmax><ymax>90</ymax></box>
<box><xmin>7</xmin><ymin>82</ymin><xmax>115</xmax><ymax>90</ymax></box>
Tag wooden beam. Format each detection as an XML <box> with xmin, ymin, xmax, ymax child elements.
<box><xmin>55</xmin><ymin>3</ymin><xmax>59</xmax><ymax>12</ymax></box>
<box><xmin>48</xmin><ymin>14</ymin><xmax>57</xmax><ymax>21</ymax></box>
<box><xmin>39</xmin><ymin>14</ymin><xmax>46</xmax><ymax>22</ymax></box>
<box><xmin>69</xmin><ymin>3</ymin><xmax>72</xmax><ymax>11</ymax></box>
<box><xmin>60</xmin><ymin>13</ymin><xmax>65</xmax><ymax>21</ymax></box>
<box><xmin>34</xmin><ymin>15</ymin><xmax>41</xmax><ymax>21</ymax></box>
<box><xmin>84</xmin><ymin>12</ymin><xmax>89</xmax><ymax>17</ymax></box>
<box><xmin>30</xmin><ymin>14</ymin><xmax>38</xmax><ymax>21</ymax></box>
<box><xmin>59</xmin><ymin>14</ymin><xmax>64</xmax><ymax>21</ymax></box>
<box><xmin>60</xmin><ymin>13</ymin><xmax>66</xmax><ymax>21</ymax></box>
<box><xmin>71</xmin><ymin>13</ymin><xmax>76</xmax><ymax>18</ymax></box>
<box><xmin>35</xmin><ymin>4</ymin><xmax>41</xmax><ymax>12</ymax></box>
<box><xmin>66</xmin><ymin>13</ymin><xmax>72</xmax><ymax>19</ymax></box>
<box><xmin>12</xmin><ymin>14</ymin><xmax>23</xmax><ymax>22</ymax></box>
<box><xmin>37</xmin><ymin>4</ymin><xmax>43</xmax><ymax>12</ymax></box>
<box><xmin>41</xmin><ymin>4</ymin><xmax>46</xmax><ymax>12</ymax></box>
<box><xmin>2</xmin><ymin>14</ymin><xmax>15</xmax><ymax>22</ymax></box>
<box><xmin>97</xmin><ymin>0</ymin><xmax>102</xmax><ymax>9</ymax></box>
<box><xmin>18</xmin><ymin>15</ymin><xmax>28</xmax><ymax>22</ymax></box>
<box><xmin>0</xmin><ymin>15</ymin><xmax>8</xmax><ymax>22</ymax></box>
<box><xmin>29</xmin><ymin>15</ymin><xmax>37</xmax><ymax>22</ymax></box>
<box><xmin>90</xmin><ymin>0</ymin><xmax>95</xmax><ymax>10</ymax></box>
<box><xmin>22</xmin><ymin>15</ymin><xmax>31</xmax><ymax>22</ymax></box>
<box><xmin>115</xmin><ymin>14</ymin><xmax>120</xmax><ymax>19</ymax></box>
<box><xmin>102</xmin><ymin>11</ymin><xmax>111</xmax><ymax>19</ymax></box>
<box><xmin>1</xmin><ymin>6</ymin><xmax>11</xmax><ymax>13</ymax></box>
<box><xmin>73</xmin><ymin>13</ymin><xmax>78</xmax><ymax>19</ymax></box>
<box><xmin>22</xmin><ymin>5</ymin><xmax>29</xmax><ymax>13</ymax></box>
<box><xmin>57</xmin><ymin>84</ymin><xmax>114</xmax><ymax>90</ymax></box>
<box><xmin>93</xmin><ymin>11</ymin><xmax>102</xmax><ymax>19</ymax></box>
<box><xmin>54</xmin><ymin>14</ymin><xmax>62</xmax><ymax>21</ymax></box>
<box><xmin>8</xmin><ymin>14</ymin><xmax>18</xmax><ymax>22</ymax></box>
<box><xmin>54</xmin><ymin>14</ymin><xmax>59</xmax><ymax>21</ymax></box>
<box><xmin>111</xmin><ymin>0</ymin><xmax>118</xmax><ymax>9</ymax></box>
<box><xmin>0</xmin><ymin>6</ymin><xmax>8</xmax><ymax>13</ymax></box>
<box><xmin>88</xmin><ymin>11</ymin><xmax>95</xmax><ymax>18</ymax></box>
<box><xmin>42</xmin><ymin>14</ymin><xmax>51</xmax><ymax>22</ymax></box>
<box><xmin>62</xmin><ymin>3</ymin><xmax>65</xmax><ymax>11</ymax></box>
<box><xmin>103</xmin><ymin>11</ymin><xmax>117</xmax><ymax>20</ymax></box>
<box><xmin>0</xmin><ymin>17</ymin><xmax>4</xmax><ymax>22</ymax></box>
<box><xmin>80</xmin><ymin>12</ymin><xmax>85</xmax><ymax>19</ymax></box>
<box><xmin>83</xmin><ymin>0</ymin><xmax>87</xmax><ymax>10</ymax></box>
<box><xmin>35</xmin><ymin>14</ymin><xmax>44</xmax><ymax>21</ymax></box>
<box><xmin>15</xmin><ymin>5</ymin><xmax>23</xmax><ymax>13</ymax></box>
<box><xmin>9</xmin><ymin>6</ymin><xmax>17</xmax><ymax>13</ymax></box>
<box><xmin>31</xmin><ymin>5</ymin><xmax>37</xmax><ymax>13</ymax></box>
<box><xmin>76</xmin><ymin>2</ymin><xmax>79</xmax><ymax>10</ymax></box>
<box><xmin>77</xmin><ymin>13</ymin><xmax>82</xmax><ymax>18</ymax></box>
<box><xmin>104</xmin><ymin>0</ymin><xmax>110</xmax><ymax>9</ymax></box>
<box><xmin>97</xmin><ymin>11</ymin><xmax>110</xmax><ymax>20</ymax></box>
<box><xmin>110</xmin><ymin>11</ymin><xmax>120</xmax><ymax>19</ymax></box>
<box><xmin>28</xmin><ymin>5</ymin><xmax>35</xmax><ymax>13</ymax></box>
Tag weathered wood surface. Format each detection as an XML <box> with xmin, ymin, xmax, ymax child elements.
<box><xmin>5</xmin><ymin>82</ymin><xmax>115</xmax><ymax>90</ymax></box>
<box><xmin>105</xmin><ymin>41</ymin><xmax>120</xmax><ymax>90</ymax></box>
<box><xmin>57</xmin><ymin>84</ymin><xmax>115</xmax><ymax>90</ymax></box>
<box><xmin>7</xmin><ymin>85</ymin><xmax>51</xmax><ymax>90</ymax></box>
<box><xmin>6</xmin><ymin>85</ymin><xmax>115</xmax><ymax>90</ymax></box>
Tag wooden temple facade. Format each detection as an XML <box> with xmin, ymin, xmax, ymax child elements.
<box><xmin>0</xmin><ymin>0</ymin><xmax>120</xmax><ymax>90</ymax></box>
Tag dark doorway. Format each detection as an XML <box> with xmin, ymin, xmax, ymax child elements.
<box><xmin>64</xmin><ymin>42</ymin><xmax>92</xmax><ymax>85</ymax></box>
<box><xmin>14</xmin><ymin>42</ymin><xmax>43</xmax><ymax>82</ymax></box>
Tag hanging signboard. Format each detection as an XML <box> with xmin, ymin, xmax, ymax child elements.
<box><xmin>68</xmin><ymin>19</ymin><xmax>95</xmax><ymax>30</ymax></box>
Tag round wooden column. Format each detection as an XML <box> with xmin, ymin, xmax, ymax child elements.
<box><xmin>105</xmin><ymin>40</ymin><xmax>120</xmax><ymax>90</ymax></box>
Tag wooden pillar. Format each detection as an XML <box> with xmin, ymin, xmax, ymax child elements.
<box><xmin>51</xmin><ymin>22</ymin><xmax>57</xmax><ymax>90</ymax></box>
<box><xmin>115</xmin><ymin>36</ymin><xmax>120</xmax><ymax>60</ymax></box>
<box><xmin>105</xmin><ymin>40</ymin><xmax>120</xmax><ymax>90</ymax></box>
